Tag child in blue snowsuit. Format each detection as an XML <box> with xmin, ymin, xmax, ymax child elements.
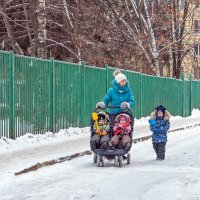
<box><xmin>148</xmin><ymin>105</ymin><xmax>170</xmax><ymax>160</ymax></box>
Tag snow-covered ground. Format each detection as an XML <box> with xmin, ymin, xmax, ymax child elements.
<box><xmin>1</xmin><ymin>110</ymin><xmax>200</xmax><ymax>200</ymax></box>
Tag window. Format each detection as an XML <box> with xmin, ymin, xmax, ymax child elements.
<box><xmin>194</xmin><ymin>20</ymin><xmax>200</xmax><ymax>32</ymax></box>
<box><xmin>194</xmin><ymin>44</ymin><xmax>200</xmax><ymax>56</ymax></box>
<box><xmin>178</xmin><ymin>0</ymin><xmax>185</xmax><ymax>9</ymax></box>
<box><xmin>195</xmin><ymin>0</ymin><xmax>200</xmax><ymax>8</ymax></box>
<box><xmin>194</xmin><ymin>67</ymin><xmax>200</xmax><ymax>79</ymax></box>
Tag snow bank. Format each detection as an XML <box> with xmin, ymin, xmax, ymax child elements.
<box><xmin>1</xmin><ymin>109</ymin><xmax>200</xmax><ymax>154</ymax></box>
<box><xmin>0</xmin><ymin>127</ymin><xmax>90</xmax><ymax>153</ymax></box>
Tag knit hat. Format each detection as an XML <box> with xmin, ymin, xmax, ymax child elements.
<box><xmin>98</xmin><ymin>115</ymin><xmax>105</xmax><ymax>121</ymax></box>
<box><xmin>113</xmin><ymin>69</ymin><xmax>121</xmax><ymax>77</ymax></box>
<box><xmin>115</xmin><ymin>73</ymin><xmax>127</xmax><ymax>84</ymax></box>
<box><xmin>155</xmin><ymin>105</ymin><xmax>166</xmax><ymax>115</ymax></box>
<box><xmin>98</xmin><ymin>113</ymin><xmax>106</xmax><ymax>121</ymax></box>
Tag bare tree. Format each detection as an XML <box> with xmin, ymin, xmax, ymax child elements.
<box><xmin>0</xmin><ymin>0</ymin><xmax>23</xmax><ymax>54</ymax></box>
<box><xmin>170</xmin><ymin>0</ymin><xmax>190</xmax><ymax>78</ymax></box>
<box><xmin>154</xmin><ymin>0</ymin><xmax>198</xmax><ymax>79</ymax></box>
<box><xmin>97</xmin><ymin>0</ymin><xmax>160</xmax><ymax>75</ymax></box>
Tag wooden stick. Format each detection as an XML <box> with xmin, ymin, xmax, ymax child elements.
<box><xmin>15</xmin><ymin>150</ymin><xmax>92</xmax><ymax>176</ymax></box>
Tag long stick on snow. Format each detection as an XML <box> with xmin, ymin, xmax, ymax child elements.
<box><xmin>15</xmin><ymin>150</ymin><xmax>92</xmax><ymax>176</ymax></box>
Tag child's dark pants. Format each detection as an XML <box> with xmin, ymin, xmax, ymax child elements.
<box><xmin>91</xmin><ymin>134</ymin><xmax>110</xmax><ymax>149</ymax></box>
<box><xmin>153</xmin><ymin>142</ymin><xmax>166</xmax><ymax>159</ymax></box>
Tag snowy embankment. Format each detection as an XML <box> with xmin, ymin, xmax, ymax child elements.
<box><xmin>1</xmin><ymin>109</ymin><xmax>200</xmax><ymax>154</ymax></box>
<box><xmin>1</xmin><ymin>110</ymin><xmax>200</xmax><ymax>200</ymax></box>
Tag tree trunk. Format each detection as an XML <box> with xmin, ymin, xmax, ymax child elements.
<box><xmin>29</xmin><ymin>1</ymin><xmax>38</xmax><ymax>57</ymax></box>
<box><xmin>36</xmin><ymin>0</ymin><xmax>47</xmax><ymax>59</ymax></box>
<box><xmin>22</xmin><ymin>0</ymin><xmax>33</xmax><ymax>51</ymax></box>
<box><xmin>143</xmin><ymin>0</ymin><xmax>160</xmax><ymax>76</ymax></box>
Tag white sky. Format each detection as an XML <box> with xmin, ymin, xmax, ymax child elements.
<box><xmin>1</xmin><ymin>109</ymin><xmax>200</xmax><ymax>200</ymax></box>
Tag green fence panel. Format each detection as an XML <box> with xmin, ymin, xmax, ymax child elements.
<box><xmin>0</xmin><ymin>51</ymin><xmax>10</xmax><ymax>138</ymax></box>
<box><xmin>14</xmin><ymin>55</ymin><xmax>52</xmax><ymax>137</ymax></box>
<box><xmin>184</xmin><ymin>81</ymin><xmax>191</xmax><ymax>116</ymax></box>
<box><xmin>53</xmin><ymin>61</ymin><xmax>81</xmax><ymax>131</ymax></box>
<box><xmin>126</xmin><ymin>71</ymin><xmax>142</xmax><ymax>118</ymax></box>
<box><xmin>165</xmin><ymin>78</ymin><xmax>182</xmax><ymax>116</ymax></box>
<box><xmin>83</xmin><ymin>65</ymin><xmax>106</xmax><ymax>125</ymax></box>
<box><xmin>192</xmin><ymin>80</ymin><xmax>200</xmax><ymax>109</ymax></box>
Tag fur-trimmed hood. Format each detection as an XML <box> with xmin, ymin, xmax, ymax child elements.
<box><xmin>150</xmin><ymin>110</ymin><xmax>170</xmax><ymax>121</ymax></box>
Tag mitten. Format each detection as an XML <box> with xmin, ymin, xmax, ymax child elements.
<box><xmin>120</xmin><ymin>102</ymin><xmax>130</xmax><ymax>110</ymax></box>
<box><xmin>96</xmin><ymin>129</ymin><xmax>101</xmax><ymax>135</ymax></box>
<box><xmin>101</xmin><ymin>130</ymin><xmax>107</xmax><ymax>136</ymax></box>
<box><xmin>148</xmin><ymin>119</ymin><xmax>156</xmax><ymax>125</ymax></box>
<box><xmin>96</xmin><ymin>102</ymin><xmax>105</xmax><ymax>109</ymax></box>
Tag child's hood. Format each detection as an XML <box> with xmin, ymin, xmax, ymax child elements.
<box><xmin>150</xmin><ymin>110</ymin><xmax>170</xmax><ymax>121</ymax></box>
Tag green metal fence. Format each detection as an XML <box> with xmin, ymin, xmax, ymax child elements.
<box><xmin>1</xmin><ymin>50</ymin><xmax>200</xmax><ymax>139</ymax></box>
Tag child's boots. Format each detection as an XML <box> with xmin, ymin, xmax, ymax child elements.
<box><xmin>108</xmin><ymin>141</ymin><xmax>115</xmax><ymax>150</ymax></box>
<box><xmin>101</xmin><ymin>142</ymin><xmax>108</xmax><ymax>149</ymax></box>
<box><xmin>125</xmin><ymin>142</ymin><xmax>131</xmax><ymax>150</ymax></box>
<box><xmin>90</xmin><ymin>140</ymin><xmax>96</xmax><ymax>150</ymax></box>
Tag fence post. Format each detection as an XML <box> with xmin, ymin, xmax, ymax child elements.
<box><xmin>80</xmin><ymin>61</ymin><xmax>85</xmax><ymax>127</ymax></box>
<box><xmin>9</xmin><ymin>51</ymin><xmax>15</xmax><ymax>139</ymax></box>
<box><xmin>181</xmin><ymin>72</ymin><xmax>185</xmax><ymax>117</ymax></box>
<box><xmin>189</xmin><ymin>73</ymin><xmax>192</xmax><ymax>115</ymax></box>
<box><xmin>49</xmin><ymin>58</ymin><xmax>55</xmax><ymax>132</ymax></box>
<box><xmin>140</xmin><ymin>73</ymin><xmax>143</xmax><ymax>118</ymax></box>
<box><xmin>104</xmin><ymin>64</ymin><xmax>109</xmax><ymax>91</ymax></box>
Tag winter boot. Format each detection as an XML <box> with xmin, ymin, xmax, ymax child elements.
<box><xmin>157</xmin><ymin>157</ymin><xmax>164</xmax><ymax>160</ymax></box>
<box><xmin>90</xmin><ymin>140</ymin><xmax>96</xmax><ymax>150</ymax></box>
<box><xmin>109</xmin><ymin>141</ymin><xmax>115</xmax><ymax>150</ymax></box>
<box><xmin>125</xmin><ymin>142</ymin><xmax>131</xmax><ymax>150</ymax></box>
<box><xmin>101</xmin><ymin>142</ymin><xmax>108</xmax><ymax>149</ymax></box>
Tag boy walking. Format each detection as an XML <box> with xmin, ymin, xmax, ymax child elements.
<box><xmin>148</xmin><ymin>105</ymin><xmax>170</xmax><ymax>160</ymax></box>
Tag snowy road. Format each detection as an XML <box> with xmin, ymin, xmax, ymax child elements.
<box><xmin>1</xmin><ymin>112</ymin><xmax>200</xmax><ymax>200</ymax></box>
